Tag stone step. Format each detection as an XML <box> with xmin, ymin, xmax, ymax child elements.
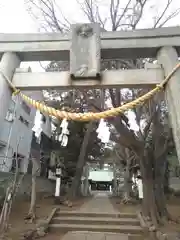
<box><xmin>52</xmin><ymin>216</ymin><xmax>140</xmax><ymax>226</ymax></box>
<box><xmin>61</xmin><ymin>231</ymin><xmax>144</xmax><ymax>240</ymax></box>
<box><xmin>49</xmin><ymin>223</ymin><xmax>143</xmax><ymax>235</ymax></box>
<box><xmin>56</xmin><ymin>211</ymin><xmax>137</xmax><ymax>219</ymax></box>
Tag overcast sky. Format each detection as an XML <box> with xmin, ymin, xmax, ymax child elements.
<box><xmin>0</xmin><ymin>0</ymin><xmax>179</xmax><ymax>131</ymax></box>
<box><xmin>0</xmin><ymin>0</ymin><xmax>179</xmax><ymax>33</ymax></box>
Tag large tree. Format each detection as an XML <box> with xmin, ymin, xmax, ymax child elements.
<box><xmin>45</xmin><ymin>82</ymin><xmax>105</xmax><ymax>198</ymax></box>
<box><xmin>25</xmin><ymin>0</ymin><xmax>180</xmax><ymax>225</ymax></box>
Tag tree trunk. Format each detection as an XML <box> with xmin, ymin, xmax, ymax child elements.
<box><xmin>25</xmin><ymin>158</ymin><xmax>40</xmax><ymax>222</ymax></box>
<box><xmin>142</xmin><ymin>173</ymin><xmax>160</xmax><ymax>226</ymax></box>
<box><xmin>154</xmin><ymin>155</ymin><xmax>170</xmax><ymax>221</ymax></box>
<box><xmin>164</xmin><ymin>160</ymin><xmax>170</xmax><ymax>194</ymax></box>
<box><xmin>113</xmin><ymin>165</ymin><xmax>118</xmax><ymax>196</ymax></box>
<box><xmin>83</xmin><ymin>164</ymin><xmax>90</xmax><ymax>196</ymax></box>
<box><xmin>141</xmin><ymin>153</ymin><xmax>169</xmax><ymax>226</ymax></box>
<box><xmin>122</xmin><ymin>153</ymin><xmax>132</xmax><ymax>203</ymax></box>
<box><xmin>123</xmin><ymin>173</ymin><xmax>132</xmax><ymax>203</ymax></box>
<box><xmin>69</xmin><ymin>122</ymin><xmax>93</xmax><ymax>200</ymax></box>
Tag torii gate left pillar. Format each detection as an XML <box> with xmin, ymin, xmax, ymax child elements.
<box><xmin>0</xmin><ymin>52</ymin><xmax>20</xmax><ymax>138</ymax></box>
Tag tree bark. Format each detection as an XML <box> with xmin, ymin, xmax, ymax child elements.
<box><xmin>122</xmin><ymin>150</ymin><xmax>133</xmax><ymax>203</ymax></box>
<box><xmin>141</xmin><ymin>153</ymin><xmax>169</xmax><ymax>226</ymax></box>
<box><xmin>154</xmin><ymin>155</ymin><xmax>170</xmax><ymax>221</ymax></box>
<box><xmin>26</xmin><ymin>158</ymin><xmax>40</xmax><ymax>222</ymax></box>
<box><xmin>164</xmin><ymin>160</ymin><xmax>170</xmax><ymax>194</ymax></box>
<box><xmin>69</xmin><ymin>122</ymin><xmax>93</xmax><ymax>200</ymax></box>
<box><xmin>123</xmin><ymin>168</ymin><xmax>132</xmax><ymax>203</ymax></box>
<box><xmin>113</xmin><ymin>164</ymin><xmax>118</xmax><ymax>196</ymax></box>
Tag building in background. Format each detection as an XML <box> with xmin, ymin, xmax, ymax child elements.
<box><xmin>0</xmin><ymin>90</ymin><xmax>51</xmax><ymax>174</ymax></box>
<box><xmin>88</xmin><ymin>168</ymin><xmax>114</xmax><ymax>191</ymax></box>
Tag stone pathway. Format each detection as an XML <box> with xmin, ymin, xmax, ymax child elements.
<box><xmin>79</xmin><ymin>191</ymin><xmax>116</xmax><ymax>213</ymax></box>
<box><xmin>61</xmin><ymin>191</ymin><xmax>129</xmax><ymax>240</ymax></box>
<box><xmin>62</xmin><ymin>231</ymin><xmax>128</xmax><ymax>240</ymax></box>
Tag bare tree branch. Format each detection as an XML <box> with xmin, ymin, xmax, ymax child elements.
<box><xmin>131</xmin><ymin>0</ymin><xmax>148</xmax><ymax>29</ymax></box>
<box><xmin>153</xmin><ymin>0</ymin><xmax>173</xmax><ymax>27</ymax></box>
<box><xmin>25</xmin><ymin>0</ymin><xmax>70</xmax><ymax>32</ymax></box>
<box><xmin>158</xmin><ymin>8</ymin><xmax>180</xmax><ymax>27</ymax></box>
<box><xmin>77</xmin><ymin>0</ymin><xmax>96</xmax><ymax>23</ymax></box>
<box><xmin>112</xmin><ymin>0</ymin><xmax>132</xmax><ymax>30</ymax></box>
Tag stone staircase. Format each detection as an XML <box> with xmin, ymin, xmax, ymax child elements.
<box><xmin>49</xmin><ymin>210</ymin><xmax>145</xmax><ymax>239</ymax></box>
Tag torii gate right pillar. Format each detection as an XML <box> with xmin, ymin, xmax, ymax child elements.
<box><xmin>157</xmin><ymin>47</ymin><xmax>180</xmax><ymax>162</ymax></box>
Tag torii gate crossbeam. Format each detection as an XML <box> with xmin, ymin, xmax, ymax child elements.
<box><xmin>0</xmin><ymin>25</ymin><xmax>180</xmax><ymax>61</ymax></box>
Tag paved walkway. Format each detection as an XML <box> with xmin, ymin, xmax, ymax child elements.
<box><xmin>62</xmin><ymin>231</ymin><xmax>128</xmax><ymax>240</ymax></box>
<box><xmin>62</xmin><ymin>191</ymin><xmax>128</xmax><ymax>240</ymax></box>
<box><xmin>79</xmin><ymin>191</ymin><xmax>116</xmax><ymax>213</ymax></box>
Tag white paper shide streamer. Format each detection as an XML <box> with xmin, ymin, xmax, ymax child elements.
<box><xmin>32</xmin><ymin>111</ymin><xmax>43</xmax><ymax>143</ymax></box>
<box><xmin>96</xmin><ymin>119</ymin><xmax>110</xmax><ymax>144</ymax></box>
<box><xmin>56</xmin><ymin>119</ymin><xmax>69</xmax><ymax>147</ymax></box>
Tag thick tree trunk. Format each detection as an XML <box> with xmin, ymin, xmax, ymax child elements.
<box><xmin>69</xmin><ymin>122</ymin><xmax>93</xmax><ymax>200</ymax></box>
<box><xmin>122</xmin><ymin>155</ymin><xmax>132</xmax><ymax>203</ymax></box>
<box><xmin>141</xmin><ymin>153</ymin><xmax>169</xmax><ymax>226</ymax></box>
<box><xmin>142</xmin><ymin>172</ymin><xmax>160</xmax><ymax>226</ymax></box>
<box><xmin>82</xmin><ymin>164</ymin><xmax>90</xmax><ymax>196</ymax></box>
<box><xmin>113</xmin><ymin>165</ymin><xmax>118</xmax><ymax>196</ymax></box>
<box><xmin>154</xmin><ymin>156</ymin><xmax>170</xmax><ymax>221</ymax></box>
<box><xmin>25</xmin><ymin>158</ymin><xmax>40</xmax><ymax>222</ymax></box>
<box><xmin>164</xmin><ymin>160</ymin><xmax>170</xmax><ymax>194</ymax></box>
<box><xmin>28</xmin><ymin>174</ymin><xmax>36</xmax><ymax>221</ymax></box>
<box><xmin>123</xmin><ymin>173</ymin><xmax>132</xmax><ymax>203</ymax></box>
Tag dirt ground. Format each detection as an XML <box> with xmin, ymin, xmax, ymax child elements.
<box><xmin>110</xmin><ymin>197</ymin><xmax>141</xmax><ymax>213</ymax></box>
<box><xmin>110</xmin><ymin>196</ymin><xmax>180</xmax><ymax>234</ymax></box>
<box><xmin>160</xmin><ymin>196</ymin><xmax>180</xmax><ymax>233</ymax></box>
<box><xmin>3</xmin><ymin>196</ymin><xmax>89</xmax><ymax>240</ymax></box>
<box><xmin>3</xmin><ymin>195</ymin><xmax>180</xmax><ymax>239</ymax></box>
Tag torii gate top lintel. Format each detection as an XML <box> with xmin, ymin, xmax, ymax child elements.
<box><xmin>0</xmin><ymin>24</ymin><xmax>179</xmax><ymax>62</ymax></box>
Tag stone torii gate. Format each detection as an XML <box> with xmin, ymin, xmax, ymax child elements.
<box><xmin>0</xmin><ymin>23</ymin><xmax>180</xmax><ymax>163</ymax></box>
